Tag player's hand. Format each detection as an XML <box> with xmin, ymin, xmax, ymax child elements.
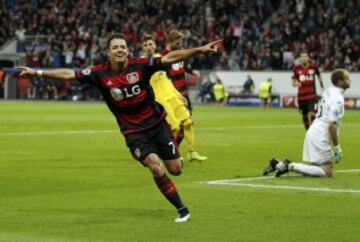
<box><xmin>16</xmin><ymin>66</ymin><xmax>37</xmax><ymax>77</ymax></box>
<box><xmin>199</xmin><ymin>39</ymin><xmax>223</xmax><ymax>54</ymax></box>
<box><xmin>294</xmin><ymin>81</ymin><xmax>302</xmax><ymax>87</ymax></box>
<box><xmin>333</xmin><ymin>145</ymin><xmax>343</xmax><ymax>163</ymax></box>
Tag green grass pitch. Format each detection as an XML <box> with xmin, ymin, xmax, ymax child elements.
<box><xmin>1</xmin><ymin>101</ymin><xmax>360</xmax><ymax>242</ymax></box>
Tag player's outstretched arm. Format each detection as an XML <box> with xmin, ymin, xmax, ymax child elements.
<box><xmin>17</xmin><ymin>67</ymin><xmax>76</xmax><ymax>80</ymax></box>
<box><xmin>161</xmin><ymin>40</ymin><xmax>223</xmax><ymax>66</ymax></box>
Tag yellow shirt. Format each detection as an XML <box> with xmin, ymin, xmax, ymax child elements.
<box><xmin>145</xmin><ymin>53</ymin><xmax>183</xmax><ymax>102</ymax></box>
<box><xmin>213</xmin><ymin>83</ymin><xmax>226</xmax><ymax>101</ymax></box>
<box><xmin>259</xmin><ymin>82</ymin><xmax>272</xmax><ymax>99</ymax></box>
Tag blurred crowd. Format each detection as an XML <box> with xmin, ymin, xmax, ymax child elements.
<box><xmin>0</xmin><ymin>0</ymin><xmax>359</xmax><ymax>72</ymax></box>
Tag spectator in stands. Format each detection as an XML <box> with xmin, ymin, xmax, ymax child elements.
<box><xmin>198</xmin><ymin>75</ymin><xmax>214</xmax><ymax>103</ymax></box>
<box><xmin>0</xmin><ymin>67</ymin><xmax>5</xmax><ymax>98</ymax></box>
<box><xmin>242</xmin><ymin>75</ymin><xmax>255</xmax><ymax>95</ymax></box>
<box><xmin>0</xmin><ymin>0</ymin><xmax>359</xmax><ymax>74</ymax></box>
<box><xmin>45</xmin><ymin>80</ymin><xmax>59</xmax><ymax>100</ymax></box>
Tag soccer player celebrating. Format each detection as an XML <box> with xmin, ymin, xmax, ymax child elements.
<box><xmin>263</xmin><ymin>69</ymin><xmax>351</xmax><ymax>178</ymax></box>
<box><xmin>292</xmin><ymin>51</ymin><xmax>324</xmax><ymax>130</ymax></box>
<box><xmin>18</xmin><ymin>34</ymin><xmax>222</xmax><ymax>222</ymax></box>
<box><xmin>160</xmin><ymin>29</ymin><xmax>207</xmax><ymax>162</ymax></box>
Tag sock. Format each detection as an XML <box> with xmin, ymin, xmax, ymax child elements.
<box><xmin>290</xmin><ymin>163</ymin><xmax>325</xmax><ymax>177</ymax></box>
<box><xmin>154</xmin><ymin>174</ymin><xmax>186</xmax><ymax>211</ymax></box>
<box><xmin>184</xmin><ymin>125</ymin><xmax>195</xmax><ymax>153</ymax></box>
<box><xmin>302</xmin><ymin>116</ymin><xmax>309</xmax><ymax>130</ymax></box>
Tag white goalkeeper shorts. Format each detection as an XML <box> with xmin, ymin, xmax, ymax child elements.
<box><xmin>302</xmin><ymin>122</ymin><xmax>333</xmax><ymax>165</ymax></box>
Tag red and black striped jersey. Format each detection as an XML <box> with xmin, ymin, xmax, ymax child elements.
<box><xmin>292</xmin><ymin>63</ymin><xmax>320</xmax><ymax>101</ymax></box>
<box><xmin>75</xmin><ymin>57</ymin><xmax>166</xmax><ymax>135</ymax></box>
<box><xmin>160</xmin><ymin>48</ymin><xmax>190</xmax><ymax>98</ymax></box>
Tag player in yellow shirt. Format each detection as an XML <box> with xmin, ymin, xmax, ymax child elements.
<box><xmin>141</xmin><ymin>34</ymin><xmax>207</xmax><ymax>162</ymax></box>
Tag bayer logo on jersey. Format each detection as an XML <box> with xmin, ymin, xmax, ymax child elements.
<box><xmin>81</xmin><ymin>68</ymin><xmax>91</xmax><ymax>75</ymax></box>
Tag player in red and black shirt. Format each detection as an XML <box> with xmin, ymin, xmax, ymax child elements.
<box><xmin>18</xmin><ymin>33</ymin><xmax>222</xmax><ymax>223</ymax></box>
<box><xmin>160</xmin><ymin>30</ymin><xmax>200</xmax><ymax>112</ymax></box>
<box><xmin>292</xmin><ymin>51</ymin><xmax>324</xmax><ymax>130</ymax></box>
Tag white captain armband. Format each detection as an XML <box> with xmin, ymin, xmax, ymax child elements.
<box><xmin>36</xmin><ymin>70</ymin><xmax>43</xmax><ymax>78</ymax></box>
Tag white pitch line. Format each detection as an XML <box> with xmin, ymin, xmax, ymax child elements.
<box><xmin>206</xmin><ymin>176</ymin><xmax>275</xmax><ymax>184</ymax></box>
<box><xmin>0</xmin><ymin>130</ymin><xmax>116</xmax><ymax>136</ymax></box>
<box><xmin>0</xmin><ymin>123</ymin><xmax>359</xmax><ymax>136</ymax></box>
<box><xmin>205</xmin><ymin>169</ymin><xmax>360</xmax><ymax>184</ymax></box>
<box><xmin>198</xmin><ymin>123</ymin><xmax>360</xmax><ymax>131</ymax></box>
<box><xmin>335</xmin><ymin>169</ymin><xmax>360</xmax><ymax>173</ymax></box>
<box><xmin>204</xmin><ymin>169</ymin><xmax>360</xmax><ymax>194</ymax></box>
<box><xmin>209</xmin><ymin>182</ymin><xmax>360</xmax><ymax>194</ymax></box>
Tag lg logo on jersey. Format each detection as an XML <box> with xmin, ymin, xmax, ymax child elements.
<box><xmin>299</xmin><ymin>74</ymin><xmax>314</xmax><ymax>81</ymax></box>
<box><xmin>110</xmin><ymin>85</ymin><xmax>141</xmax><ymax>101</ymax></box>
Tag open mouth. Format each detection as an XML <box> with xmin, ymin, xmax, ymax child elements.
<box><xmin>115</xmin><ymin>54</ymin><xmax>126</xmax><ymax>60</ymax></box>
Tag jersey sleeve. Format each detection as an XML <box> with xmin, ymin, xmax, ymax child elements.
<box><xmin>292</xmin><ymin>66</ymin><xmax>298</xmax><ymax>79</ymax></box>
<box><xmin>328</xmin><ymin>99</ymin><xmax>344</xmax><ymax>122</ymax></box>
<box><xmin>146</xmin><ymin>57</ymin><xmax>164</xmax><ymax>75</ymax></box>
<box><xmin>313</xmin><ymin>63</ymin><xmax>320</xmax><ymax>76</ymax></box>
<box><xmin>75</xmin><ymin>67</ymin><xmax>99</xmax><ymax>86</ymax></box>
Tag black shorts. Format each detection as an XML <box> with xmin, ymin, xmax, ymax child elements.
<box><xmin>125</xmin><ymin>121</ymin><xmax>180</xmax><ymax>164</ymax></box>
<box><xmin>298</xmin><ymin>99</ymin><xmax>318</xmax><ymax>116</ymax></box>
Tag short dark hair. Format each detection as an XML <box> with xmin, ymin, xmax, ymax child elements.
<box><xmin>331</xmin><ymin>69</ymin><xmax>347</xmax><ymax>85</ymax></box>
<box><xmin>141</xmin><ymin>33</ymin><xmax>155</xmax><ymax>43</ymax></box>
<box><xmin>107</xmin><ymin>33</ymin><xmax>126</xmax><ymax>49</ymax></box>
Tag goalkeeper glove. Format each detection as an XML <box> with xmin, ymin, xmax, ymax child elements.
<box><xmin>333</xmin><ymin>145</ymin><xmax>343</xmax><ymax>163</ymax></box>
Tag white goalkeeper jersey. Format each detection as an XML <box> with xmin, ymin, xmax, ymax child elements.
<box><xmin>303</xmin><ymin>86</ymin><xmax>345</xmax><ymax>164</ymax></box>
<box><xmin>314</xmin><ymin>86</ymin><xmax>345</xmax><ymax>130</ymax></box>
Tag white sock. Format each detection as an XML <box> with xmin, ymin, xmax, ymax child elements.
<box><xmin>290</xmin><ymin>163</ymin><xmax>325</xmax><ymax>177</ymax></box>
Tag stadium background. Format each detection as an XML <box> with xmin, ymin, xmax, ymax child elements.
<box><xmin>0</xmin><ymin>0</ymin><xmax>359</xmax><ymax>103</ymax></box>
<box><xmin>1</xmin><ymin>1</ymin><xmax>360</xmax><ymax>242</ymax></box>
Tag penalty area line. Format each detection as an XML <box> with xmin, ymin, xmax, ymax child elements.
<box><xmin>207</xmin><ymin>182</ymin><xmax>360</xmax><ymax>194</ymax></box>
<box><xmin>203</xmin><ymin>168</ymin><xmax>360</xmax><ymax>194</ymax></box>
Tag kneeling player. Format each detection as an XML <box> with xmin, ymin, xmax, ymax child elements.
<box><xmin>263</xmin><ymin>69</ymin><xmax>351</xmax><ymax>177</ymax></box>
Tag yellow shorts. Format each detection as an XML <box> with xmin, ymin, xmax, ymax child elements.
<box><xmin>162</xmin><ymin>97</ymin><xmax>191</xmax><ymax>130</ymax></box>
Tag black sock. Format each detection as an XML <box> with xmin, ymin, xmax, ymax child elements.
<box><xmin>154</xmin><ymin>174</ymin><xmax>186</xmax><ymax>211</ymax></box>
<box><xmin>177</xmin><ymin>206</ymin><xmax>189</xmax><ymax>216</ymax></box>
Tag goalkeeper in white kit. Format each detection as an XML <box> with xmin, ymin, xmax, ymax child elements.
<box><xmin>263</xmin><ymin>68</ymin><xmax>351</xmax><ymax>177</ymax></box>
